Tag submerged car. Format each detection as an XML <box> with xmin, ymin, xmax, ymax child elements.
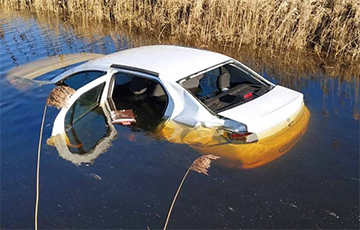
<box><xmin>48</xmin><ymin>45</ymin><xmax>306</xmax><ymax>143</ymax></box>
<box><xmin>47</xmin><ymin>100</ymin><xmax>309</xmax><ymax>168</ymax></box>
<box><xmin>8</xmin><ymin>45</ymin><xmax>307</xmax><ymax>145</ymax></box>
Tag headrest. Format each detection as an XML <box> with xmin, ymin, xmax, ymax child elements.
<box><xmin>217</xmin><ymin>72</ymin><xmax>230</xmax><ymax>91</ymax></box>
<box><xmin>181</xmin><ymin>77</ymin><xmax>200</xmax><ymax>89</ymax></box>
<box><xmin>129</xmin><ymin>77</ymin><xmax>148</xmax><ymax>95</ymax></box>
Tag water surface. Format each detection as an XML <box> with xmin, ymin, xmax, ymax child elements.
<box><xmin>0</xmin><ymin>10</ymin><xmax>359</xmax><ymax>229</ymax></box>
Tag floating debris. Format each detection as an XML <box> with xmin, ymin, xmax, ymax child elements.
<box><xmin>280</xmin><ymin>199</ymin><xmax>298</xmax><ymax>209</ymax></box>
<box><xmin>327</xmin><ymin>210</ymin><xmax>340</xmax><ymax>219</ymax></box>
<box><xmin>89</xmin><ymin>173</ymin><xmax>102</xmax><ymax>181</ymax></box>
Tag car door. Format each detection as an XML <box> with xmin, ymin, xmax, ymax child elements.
<box><xmin>51</xmin><ymin>77</ymin><xmax>117</xmax><ymax>164</ymax></box>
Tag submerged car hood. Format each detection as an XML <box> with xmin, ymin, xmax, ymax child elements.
<box><xmin>219</xmin><ymin>85</ymin><xmax>304</xmax><ymax>138</ymax></box>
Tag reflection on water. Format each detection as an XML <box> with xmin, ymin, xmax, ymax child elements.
<box><xmin>1</xmin><ymin>7</ymin><xmax>359</xmax><ymax>230</ymax></box>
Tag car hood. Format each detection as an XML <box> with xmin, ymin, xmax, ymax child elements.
<box><xmin>219</xmin><ymin>85</ymin><xmax>304</xmax><ymax>138</ymax></box>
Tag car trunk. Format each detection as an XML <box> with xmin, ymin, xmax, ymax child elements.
<box><xmin>218</xmin><ymin>85</ymin><xmax>304</xmax><ymax>139</ymax></box>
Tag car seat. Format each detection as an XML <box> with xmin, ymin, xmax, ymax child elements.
<box><xmin>217</xmin><ymin>71</ymin><xmax>230</xmax><ymax>92</ymax></box>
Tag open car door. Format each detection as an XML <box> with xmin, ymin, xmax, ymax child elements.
<box><xmin>49</xmin><ymin>79</ymin><xmax>117</xmax><ymax>165</ymax></box>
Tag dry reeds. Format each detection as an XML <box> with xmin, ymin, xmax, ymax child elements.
<box><xmin>1</xmin><ymin>0</ymin><xmax>359</xmax><ymax>63</ymax></box>
<box><xmin>46</xmin><ymin>85</ymin><xmax>75</xmax><ymax>109</ymax></box>
<box><xmin>35</xmin><ymin>85</ymin><xmax>75</xmax><ymax>230</ymax></box>
<box><xmin>189</xmin><ymin>154</ymin><xmax>220</xmax><ymax>175</ymax></box>
<box><xmin>163</xmin><ymin>154</ymin><xmax>219</xmax><ymax>230</ymax></box>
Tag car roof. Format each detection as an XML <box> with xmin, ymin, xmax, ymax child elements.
<box><xmin>64</xmin><ymin>45</ymin><xmax>232</xmax><ymax>82</ymax></box>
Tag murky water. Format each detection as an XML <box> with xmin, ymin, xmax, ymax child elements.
<box><xmin>1</xmin><ymin>10</ymin><xmax>359</xmax><ymax>229</ymax></box>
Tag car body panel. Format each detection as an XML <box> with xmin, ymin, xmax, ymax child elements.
<box><xmin>6</xmin><ymin>53</ymin><xmax>104</xmax><ymax>90</ymax></box>
<box><xmin>219</xmin><ymin>85</ymin><xmax>304</xmax><ymax>138</ymax></box>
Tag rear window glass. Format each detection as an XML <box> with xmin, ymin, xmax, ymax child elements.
<box><xmin>180</xmin><ymin>63</ymin><xmax>270</xmax><ymax>112</ymax></box>
<box><xmin>197</xmin><ymin>68</ymin><xmax>220</xmax><ymax>100</ymax></box>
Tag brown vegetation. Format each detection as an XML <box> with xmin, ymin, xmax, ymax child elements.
<box><xmin>0</xmin><ymin>4</ymin><xmax>359</xmax><ymax>117</ymax></box>
<box><xmin>46</xmin><ymin>85</ymin><xmax>75</xmax><ymax>109</ymax></box>
<box><xmin>1</xmin><ymin>0</ymin><xmax>359</xmax><ymax>66</ymax></box>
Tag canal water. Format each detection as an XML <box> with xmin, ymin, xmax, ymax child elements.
<box><xmin>1</xmin><ymin>10</ymin><xmax>359</xmax><ymax>229</ymax></box>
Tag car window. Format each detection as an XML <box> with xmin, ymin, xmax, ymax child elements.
<box><xmin>65</xmin><ymin>83</ymin><xmax>105</xmax><ymax>131</ymax></box>
<box><xmin>180</xmin><ymin>63</ymin><xmax>270</xmax><ymax>112</ymax></box>
<box><xmin>65</xmin><ymin>106</ymin><xmax>110</xmax><ymax>154</ymax></box>
<box><xmin>62</xmin><ymin>71</ymin><xmax>106</xmax><ymax>90</ymax></box>
<box><xmin>111</xmin><ymin>73</ymin><xmax>168</xmax><ymax>131</ymax></box>
<box><xmin>225</xmin><ymin>64</ymin><xmax>260</xmax><ymax>85</ymax></box>
<box><xmin>197</xmin><ymin>68</ymin><xmax>221</xmax><ymax>100</ymax></box>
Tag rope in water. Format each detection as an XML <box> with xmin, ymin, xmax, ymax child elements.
<box><xmin>35</xmin><ymin>104</ymin><xmax>47</xmax><ymax>230</ymax></box>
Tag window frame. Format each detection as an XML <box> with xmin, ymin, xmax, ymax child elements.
<box><xmin>177</xmin><ymin>60</ymin><xmax>274</xmax><ymax>114</ymax></box>
<box><xmin>64</xmin><ymin>82</ymin><xmax>106</xmax><ymax>132</ymax></box>
<box><xmin>107</xmin><ymin>69</ymin><xmax>171</xmax><ymax>119</ymax></box>
<box><xmin>58</xmin><ymin>70</ymin><xmax>107</xmax><ymax>89</ymax></box>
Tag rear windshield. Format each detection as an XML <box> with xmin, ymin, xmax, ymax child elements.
<box><xmin>179</xmin><ymin>63</ymin><xmax>271</xmax><ymax>112</ymax></box>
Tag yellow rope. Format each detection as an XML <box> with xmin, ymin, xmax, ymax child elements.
<box><xmin>35</xmin><ymin>104</ymin><xmax>47</xmax><ymax>230</ymax></box>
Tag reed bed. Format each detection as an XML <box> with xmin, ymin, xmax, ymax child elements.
<box><xmin>1</xmin><ymin>0</ymin><xmax>359</xmax><ymax>65</ymax></box>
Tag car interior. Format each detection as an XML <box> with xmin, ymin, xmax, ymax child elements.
<box><xmin>180</xmin><ymin>63</ymin><xmax>272</xmax><ymax>112</ymax></box>
<box><xmin>110</xmin><ymin>73</ymin><xmax>168</xmax><ymax>132</ymax></box>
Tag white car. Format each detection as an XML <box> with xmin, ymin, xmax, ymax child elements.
<box><xmin>8</xmin><ymin>45</ymin><xmax>306</xmax><ymax>145</ymax></box>
<box><xmin>4</xmin><ymin>45</ymin><xmax>308</xmax><ymax>166</ymax></box>
<box><xmin>48</xmin><ymin>45</ymin><xmax>305</xmax><ymax>144</ymax></box>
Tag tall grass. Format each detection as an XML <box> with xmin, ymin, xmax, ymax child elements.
<box><xmin>1</xmin><ymin>0</ymin><xmax>359</xmax><ymax>64</ymax></box>
<box><xmin>1</xmin><ymin>8</ymin><xmax>359</xmax><ymax>118</ymax></box>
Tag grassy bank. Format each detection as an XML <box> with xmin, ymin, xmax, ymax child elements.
<box><xmin>1</xmin><ymin>0</ymin><xmax>359</xmax><ymax>64</ymax></box>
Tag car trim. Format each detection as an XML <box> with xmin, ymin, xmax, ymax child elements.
<box><xmin>177</xmin><ymin>60</ymin><xmax>232</xmax><ymax>83</ymax></box>
<box><xmin>110</xmin><ymin>64</ymin><xmax>159</xmax><ymax>77</ymax></box>
<box><xmin>57</xmin><ymin>70</ymin><xmax>107</xmax><ymax>86</ymax></box>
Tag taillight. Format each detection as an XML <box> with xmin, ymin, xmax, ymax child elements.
<box><xmin>224</xmin><ymin>131</ymin><xmax>258</xmax><ymax>143</ymax></box>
